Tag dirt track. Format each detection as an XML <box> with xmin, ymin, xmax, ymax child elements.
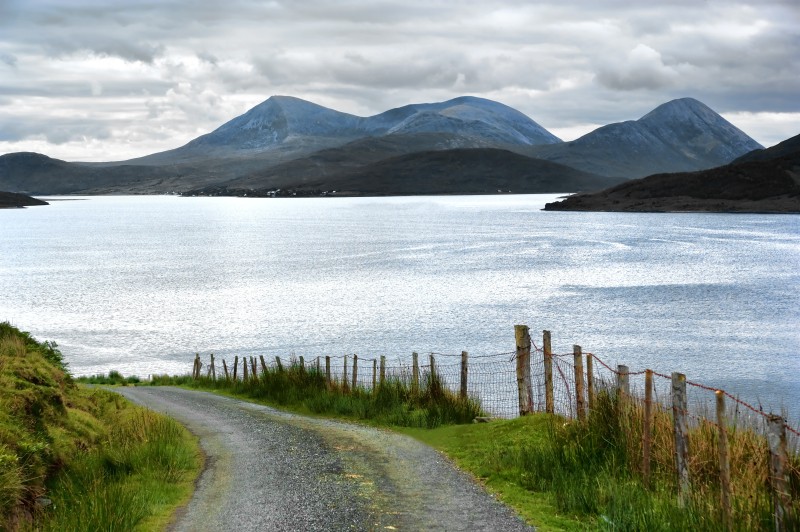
<box><xmin>114</xmin><ymin>387</ymin><xmax>533</xmax><ymax>531</ymax></box>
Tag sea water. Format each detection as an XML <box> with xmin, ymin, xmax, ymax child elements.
<box><xmin>1</xmin><ymin>195</ymin><xmax>798</xmax><ymax>415</ymax></box>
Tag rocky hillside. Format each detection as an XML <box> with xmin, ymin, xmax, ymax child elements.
<box><xmin>543</xmin><ymin>132</ymin><xmax>800</xmax><ymax>213</ymax></box>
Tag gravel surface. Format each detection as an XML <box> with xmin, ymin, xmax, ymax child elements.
<box><xmin>115</xmin><ymin>387</ymin><xmax>533</xmax><ymax>531</ymax></box>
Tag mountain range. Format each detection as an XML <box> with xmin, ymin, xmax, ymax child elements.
<box><xmin>543</xmin><ymin>132</ymin><xmax>800</xmax><ymax>212</ymax></box>
<box><xmin>0</xmin><ymin>95</ymin><xmax>763</xmax><ymax>196</ymax></box>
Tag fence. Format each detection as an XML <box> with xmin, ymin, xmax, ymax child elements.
<box><xmin>190</xmin><ymin>324</ymin><xmax>798</xmax><ymax>529</ymax></box>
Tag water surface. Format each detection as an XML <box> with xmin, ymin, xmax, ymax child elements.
<box><xmin>1</xmin><ymin>195</ymin><xmax>797</xmax><ymax>414</ymax></box>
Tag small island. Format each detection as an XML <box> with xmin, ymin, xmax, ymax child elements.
<box><xmin>0</xmin><ymin>191</ymin><xmax>49</xmax><ymax>208</ymax></box>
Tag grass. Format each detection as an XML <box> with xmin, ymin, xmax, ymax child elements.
<box><xmin>0</xmin><ymin>323</ymin><xmax>201</xmax><ymax>531</ymax></box>
<box><xmin>404</xmin><ymin>390</ymin><xmax>800</xmax><ymax>531</ymax></box>
<box><xmin>146</xmin><ymin>359</ymin><xmax>482</xmax><ymax>428</ymax></box>
<box><xmin>81</xmin><ymin>358</ymin><xmax>800</xmax><ymax>531</ymax></box>
<box><xmin>76</xmin><ymin>370</ymin><xmax>141</xmax><ymax>386</ymax></box>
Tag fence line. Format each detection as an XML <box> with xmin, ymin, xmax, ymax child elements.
<box><xmin>189</xmin><ymin>325</ymin><xmax>798</xmax><ymax>526</ymax></box>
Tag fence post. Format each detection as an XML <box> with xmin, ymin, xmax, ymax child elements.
<box><xmin>514</xmin><ymin>325</ymin><xmax>533</xmax><ymax>415</ymax></box>
<box><xmin>343</xmin><ymin>355</ymin><xmax>349</xmax><ymax>392</ymax></box>
<box><xmin>716</xmin><ymin>390</ymin><xmax>732</xmax><ymax>530</ymax></box>
<box><xmin>617</xmin><ymin>365</ymin><xmax>630</xmax><ymax>396</ymax></box>
<box><xmin>767</xmin><ymin>414</ymin><xmax>790</xmax><ymax>532</ymax></box>
<box><xmin>573</xmin><ymin>345</ymin><xmax>585</xmax><ymax>421</ymax></box>
<box><xmin>380</xmin><ymin>355</ymin><xmax>386</xmax><ymax>386</ymax></box>
<box><xmin>643</xmin><ymin>369</ymin><xmax>653</xmax><ymax>489</ymax></box>
<box><xmin>325</xmin><ymin>356</ymin><xmax>331</xmax><ymax>387</ymax></box>
<box><xmin>275</xmin><ymin>356</ymin><xmax>283</xmax><ymax>372</ymax></box>
<box><xmin>352</xmin><ymin>355</ymin><xmax>358</xmax><ymax>390</ymax></box>
<box><xmin>242</xmin><ymin>356</ymin><xmax>249</xmax><ymax>381</ymax></box>
<box><xmin>460</xmin><ymin>351</ymin><xmax>468</xmax><ymax>399</ymax></box>
<box><xmin>429</xmin><ymin>353</ymin><xmax>436</xmax><ymax>382</ymax></box>
<box><xmin>672</xmin><ymin>372</ymin><xmax>690</xmax><ymax>506</ymax></box>
<box><xmin>250</xmin><ymin>357</ymin><xmax>257</xmax><ymax>380</ymax></box>
<box><xmin>372</xmin><ymin>359</ymin><xmax>377</xmax><ymax>390</ymax></box>
<box><xmin>233</xmin><ymin>356</ymin><xmax>239</xmax><ymax>381</ymax></box>
<box><xmin>316</xmin><ymin>356</ymin><xmax>321</xmax><ymax>372</ymax></box>
<box><xmin>543</xmin><ymin>330</ymin><xmax>554</xmax><ymax>414</ymax></box>
<box><xmin>586</xmin><ymin>352</ymin><xmax>594</xmax><ymax>411</ymax></box>
<box><xmin>299</xmin><ymin>356</ymin><xmax>305</xmax><ymax>372</ymax></box>
<box><xmin>193</xmin><ymin>353</ymin><xmax>201</xmax><ymax>379</ymax></box>
<box><xmin>412</xmin><ymin>352</ymin><xmax>419</xmax><ymax>395</ymax></box>
<box><xmin>222</xmin><ymin>359</ymin><xmax>229</xmax><ymax>381</ymax></box>
<box><xmin>210</xmin><ymin>354</ymin><xmax>216</xmax><ymax>380</ymax></box>
<box><xmin>260</xmin><ymin>355</ymin><xmax>268</xmax><ymax>377</ymax></box>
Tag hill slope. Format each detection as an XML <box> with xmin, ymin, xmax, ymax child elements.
<box><xmin>543</xmin><ymin>132</ymin><xmax>800</xmax><ymax>212</ymax></box>
<box><xmin>189</xmin><ymin>148</ymin><xmax>624</xmax><ymax>197</ymax></box>
<box><xmin>529</xmin><ymin>98</ymin><xmax>761</xmax><ymax>178</ymax></box>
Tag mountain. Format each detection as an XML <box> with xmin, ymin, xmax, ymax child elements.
<box><xmin>187</xmin><ymin>148</ymin><xmax>622</xmax><ymax>197</ymax></box>
<box><xmin>543</xmin><ymin>132</ymin><xmax>800</xmax><ymax>213</ymax></box>
<box><xmin>527</xmin><ymin>98</ymin><xmax>762</xmax><ymax>178</ymax></box>
<box><xmin>0</xmin><ymin>96</ymin><xmax>762</xmax><ymax>196</ymax></box>
<box><xmin>129</xmin><ymin>95</ymin><xmax>559</xmax><ymax>166</ymax></box>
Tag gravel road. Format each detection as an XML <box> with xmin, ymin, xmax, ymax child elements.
<box><xmin>114</xmin><ymin>387</ymin><xmax>533</xmax><ymax>531</ymax></box>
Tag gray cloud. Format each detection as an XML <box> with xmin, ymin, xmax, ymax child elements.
<box><xmin>0</xmin><ymin>0</ymin><xmax>797</xmax><ymax>160</ymax></box>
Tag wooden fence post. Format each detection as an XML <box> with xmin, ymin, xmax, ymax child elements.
<box><xmin>767</xmin><ymin>414</ymin><xmax>790</xmax><ymax>532</ymax></box>
<box><xmin>514</xmin><ymin>325</ymin><xmax>533</xmax><ymax>415</ymax></box>
<box><xmin>275</xmin><ymin>356</ymin><xmax>283</xmax><ymax>372</ymax></box>
<box><xmin>586</xmin><ymin>352</ymin><xmax>594</xmax><ymax>411</ymax></box>
<box><xmin>343</xmin><ymin>355</ymin><xmax>349</xmax><ymax>392</ymax></box>
<box><xmin>242</xmin><ymin>356</ymin><xmax>249</xmax><ymax>381</ymax></box>
<box><xmin>299</xmin><ymin>356</ymin><xmax>305</xmax><ymax>372</ymax></box>
<box><xmin>617</xmin><ymin>365</ymin><xmax>630</xmax><ymax>396</ymax></box>
<box><xmin>316</xmin><ymin>356</ymin><xmax>321</xmax><ymax>372</ymax></box>
<box><xmin>412</xmin><ymin>352</ymin><xmax>419</xmax><ymax>395</ymax></box>
<box><xmin>372</xmin><ymin>358</ymin><xmax>377</xmax><ymax>390</ymax></box>
<box><xmin>193</xmin><ymin>353</ymin><xmax>201</xmax><ymax>379</ymax></box>
<box><xmin>210</xmin><ymin>354</ymin><xmax>216</xmax><ymax>380</ymax></box>
<box><xmin>325</xmin><ymin>356</ymin><xmax>331</xmax><ymax>387</ymax></box>
<box><xmin>643</xmin><ymin>369</ymin><xmax>653</xmax><ymax>489</ymax></box>
<box><xmin>460</xmin><ymin>351</ymin><xmax>468</xmax><ymax>399</ymax></box>
<box><xmin>352</xmin><ymin>355</ymin><xmax>358</xmax><ymax>390</ymax></box>
<box><xmin>233</xmin><ymin>356</ymin><xmax>239</xmax><ymax>381</ymax></box>
<box><xmin>259</xmin><ymin>355</ymin><xmax>268</xmax><ymax>377</ymax></box>
<box><xmin>573</xmin><ymin>345</ymin><xmax>585</xmax><ymax>421</ymax></box>
<box><xmin>543</xmin><ymin>330</ymin><xmax>554</xmax><ymax>414</ymax></box>
<box><xmin>250</xmin><ymin>357</ymin><xmax>257</xmax><ymax>381</ymax></box>
<box><xmin>380</xmin><ymin>356</ymin><xmax>386</xmax><ymax>386</ymax></box>
<box><xmin>672</xmin><ymin>372</ymin><xmax>690</xmax><ymax>506</ymax></box>
<box><xmin>222</xmin><ymin>359</ymin><xmax>229</xmax><ymax>381</ymax></box>
<box><xmin>716</xmin><ymin>390</ymin><xmax>732</xmax><ymax>530</ymax></box>
<box><xmin>429</xmin><ymin>353</ymin><xmax>436</xmax><ymax>381</ymax></box>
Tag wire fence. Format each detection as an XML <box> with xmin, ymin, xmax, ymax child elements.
<box><xmin>196</xmin><ymin>338</ymin><xmax>799</xmax><ymax>442</ymax></box>
<box><xmin>192</xmin><ymin>325</ymin><xmax>798</xmax><ymax>528</ymax></box>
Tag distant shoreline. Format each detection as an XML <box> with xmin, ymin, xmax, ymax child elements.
<box><xmin>0</xmin><ymin>191</ymin><xmax>49</xmax><ymax>208</ymax></box>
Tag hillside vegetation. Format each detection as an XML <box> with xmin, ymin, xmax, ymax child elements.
<box><xmin>0</xmin><ymin>323</ymin><xmax>200</xmax><ymax>530</ymax></box>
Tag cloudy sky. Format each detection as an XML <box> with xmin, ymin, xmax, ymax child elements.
<box><xmin>1</xmin><ymin>0</ymin><xmax>798</xmax><ymax>161</ymax></box>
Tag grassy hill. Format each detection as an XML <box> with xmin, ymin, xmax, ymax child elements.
<box><xmin>0</xmin><ymin>323</ymin><xmax>200</xmax><ymax>530</ymax></box>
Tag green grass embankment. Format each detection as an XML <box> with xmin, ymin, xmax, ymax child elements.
<box><xmin>0</xmin><ymin>323</ymin><xmax>201</xmax><ymax>531</ymax></box>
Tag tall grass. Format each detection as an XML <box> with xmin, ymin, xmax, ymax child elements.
<box><xmin>495</xmin><ymin>390</ymin><xmax>799</xmax><ymax>530</ymax></box>
<box><xmin>151</xmin><ymin>359</ymin><xmax>483</xmax><ymax>428</ymax></box>
<box><xmin>0</xmin><ymin>322</ymin><xmax>200</xmax><ymax>530</ymax></box>
<box><xmin>33</xmin><ymin>409</ymin><xmax>198</xmax><ymax>531</ymax></box>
